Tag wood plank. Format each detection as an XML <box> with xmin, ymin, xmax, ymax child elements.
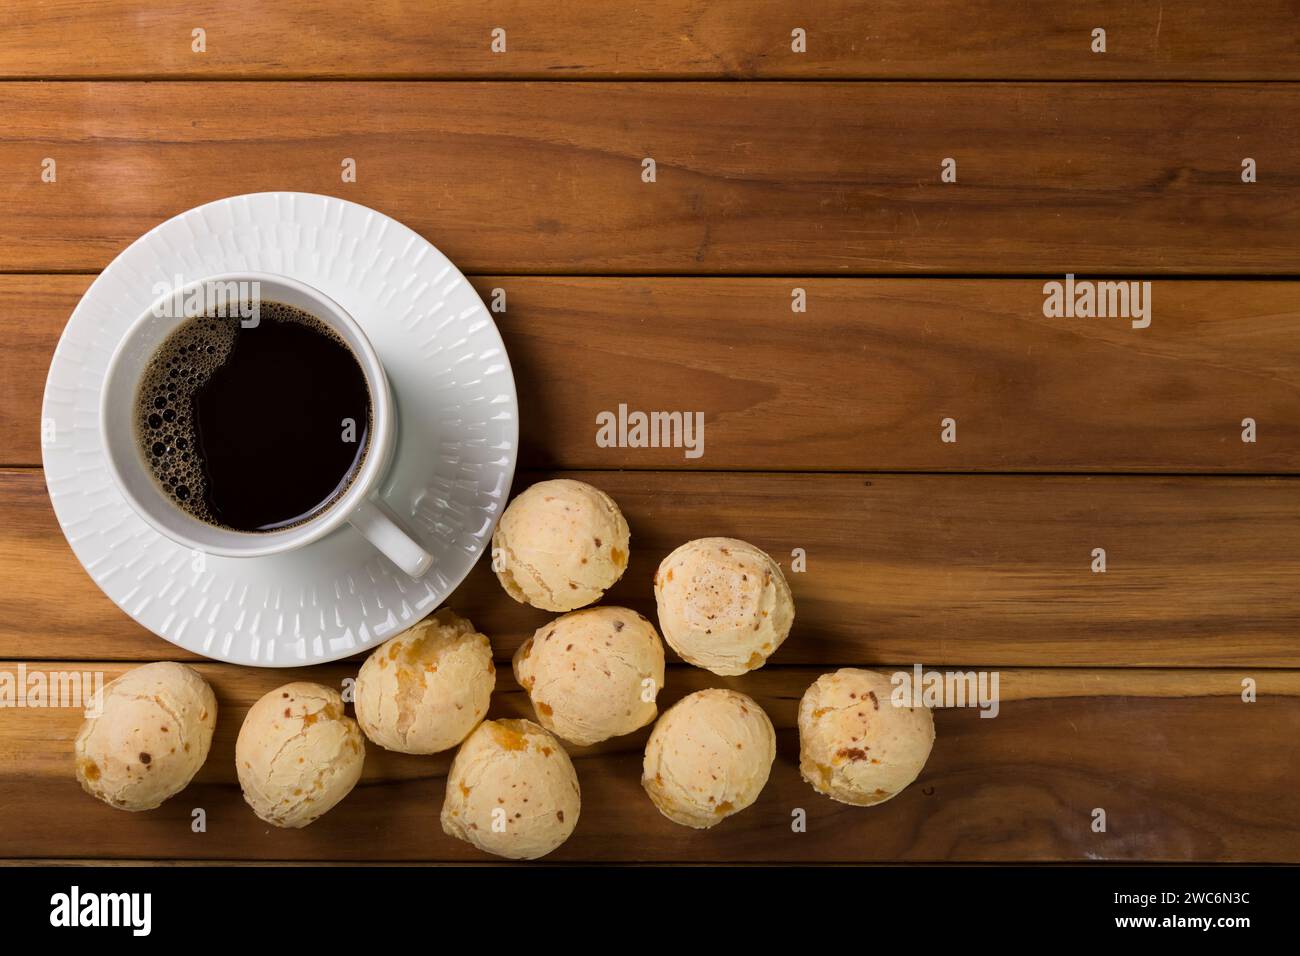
<box><xmin>5</xmin><ymin>468</ymin><xmax>1299</xmax><ymax>667</ymax></box>
<box><xmin>8</xmin><ymin>275</ymin><xmax>1300</xmax><ymax>471</ymax></box>
<box><xmin>3</xmin><ymin>1</ymin><xmax>1298</xmax><ymax>80</ymax></box>
<box><xmin>2</xmin><ymin>662</ymin><xmax>1296</xmax><ymax>862</ymax></box>
<box><xmin>1</xmin><ymin>82</ymin><xmax>1298</xmax><ymax>274</ymax></box>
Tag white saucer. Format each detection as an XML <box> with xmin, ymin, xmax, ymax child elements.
<box><xmin>41</xmin><ymin>192</ymin><xmax>518</xmax><ymax>666</ymax></box>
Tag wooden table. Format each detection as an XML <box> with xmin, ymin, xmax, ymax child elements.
<box><xmin>1</xmin><ymin>1</ymin><xmax>1298</xmax><ymax>865</ymax></box>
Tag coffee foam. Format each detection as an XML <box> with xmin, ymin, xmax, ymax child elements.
<box><xmin>134</xmin><ymin>301</ymin><xmax>354</xmax><ymax>529</ymax></box>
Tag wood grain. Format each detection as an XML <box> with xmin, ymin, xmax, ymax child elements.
<box><xmin>2</xmin><ymin>662</ymin><xmax>1295</xmax><ymax>862</ymax></box>
<box><xmin>8</xmin><ymin>275</ymin><xmax>1300</xmax><ymax>471</ymax></box>
<box><xmin>4</xmin><ymin>1</ymin><xmax>1298</xmax><ymax>869</ymax></box>
<box><xmin>2</xmin><ymin>1</ymin><xmax>1297</xmax><ymax>80</ymax></box>
<box><xmin>2</xmin><ymin>82</ymin><xmax>1298</xmax><ymax>274</ymax></box>
<box><xmin>5</xmin><ymin>468</ymin><xmax>1299</xmax><ymax>668</ymax></box>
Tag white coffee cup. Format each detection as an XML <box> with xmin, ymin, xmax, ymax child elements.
<box><xmin>100</xmin><ymin>272</ymin><xmax>434</xmax><ymax>578</ymax></box>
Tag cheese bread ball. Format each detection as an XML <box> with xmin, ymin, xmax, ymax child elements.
<box><xmin>236</xmin><ymin>682</ymin><xmax>365</xmax><ymax>828</ymax></box>
<box><xmin>654</xmin><ymin>537</ymin><xmax>794</xmax><ymax>676</ymax></box>
<box><xmin>492</xmin><ymin>479</ymin><xmax>630</xmax><ymax>611</ymax></box>
<box><xmin>74</xmin><ymin>662</ymin><xmax>216</xmax><ymax>811</ymax></box>
<box><xmin>440</xmin><ymin>719</ymin><xmax>581</xmax><ymax>860</ymax></box>
<box><xmin>354</xmin><ymin>609</ymin><xmax>496</xmax><ymax>754</ymax></box>
<box><xmin>513</xmin><ymin>606</ymin><xmax>664</xmax><ymax>746</ymax></box>
<box><xmin>798</xmin><ymin>668</ymin><xmax>935</xmax><ymax>806</ymax></box>
<box><xmin>641</xmin><ymin>689</ymin><xmax>775</xmax><ymax>829</ymax></box>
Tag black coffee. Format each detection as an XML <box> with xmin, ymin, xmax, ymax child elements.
<box><xmin>136</xmin><ymin>302</ymin><xmax>372</xmax><ymax>533</ymax></box>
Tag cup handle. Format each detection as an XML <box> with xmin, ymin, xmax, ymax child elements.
<box><xmin>348</xmin><ymin>498</ymin><xmax>433</xmax><ymax>578</ymax></box>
